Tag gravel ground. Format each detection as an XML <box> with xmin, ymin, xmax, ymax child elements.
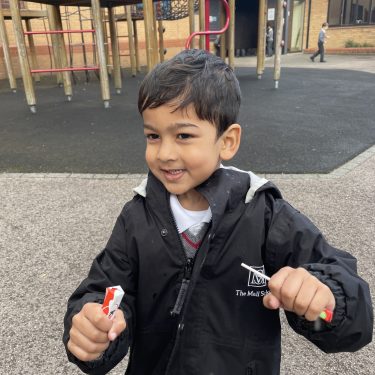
<box><xmin>0</xmin><ymin>148</ymin><xmax>374</xmax><ymax>375</ymax></box>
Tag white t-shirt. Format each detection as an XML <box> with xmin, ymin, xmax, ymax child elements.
<box><xmin>170</xmin><ymin>194</ymin><xmax>212</xmax><ymax>235</ymax></box>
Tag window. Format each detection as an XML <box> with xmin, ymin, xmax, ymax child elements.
<box><xmin>328</xmin><ymin>0</ymin><xmax>375</xmax><ymax>25</ymax></box>
<box><xmin>328</xmin><ymin>0</ymin><xmax>343</xmax><ymax>25</ymax></box>
<box><xmin>0</xmin><ymin>0</ymin><xmax>26</xmax><ymax>9</ymax></box>
<box><xmin>371</xmin><ymin>3</ymin><xmax>375</xmax><ymax>22</ymax></box>
<box><xmin>0</xmin><ymin>0</ymin><xmax>10</xmax><ymax>9</ymax></box>
<box><xmin>355</xmin><ymin>0</ymin><xmax>371</xmax><ymax>23</ymax></box>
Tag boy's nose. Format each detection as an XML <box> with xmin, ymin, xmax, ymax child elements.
<box><xmin>157</xmin><ymin>141</ymin><xmax>178</xmax><ymax>162</ymax></box>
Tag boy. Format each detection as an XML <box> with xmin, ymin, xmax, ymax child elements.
<box><xmin>63</xmin><ymin>49</ymin><xmax>372</xmax><ymax>374</ymax></box>
<box><xmin>310</xmin><ymin>22</ymin><xmax>329</xmax><ymax>63</ymax></box>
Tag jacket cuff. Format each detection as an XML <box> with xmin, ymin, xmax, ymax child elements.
<box><xmin>63</xmin><ymin>295</ymin><xmax>130</xmax><ymax>374</ymax></box>
<box><xmin>68</xmin><ymin>328</ymin><xmax>129</xmax><ymax>374</ymax></box>
<box><xmin>290</xmin><ymin>267</ymin><xmax>346</xmax><ymax>332</ymax></box>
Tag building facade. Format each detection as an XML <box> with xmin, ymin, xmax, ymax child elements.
<box><xmin>304</xmin><ymin>0</ymin><xmax>375</xmax><ymax>51</ymax></box>
<box><xmin>266</xmin><ymin>0</ymin><xmax>375</xmax><ymax>52</ymax></box>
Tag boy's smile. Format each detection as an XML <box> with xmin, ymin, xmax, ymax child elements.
<box><xmin>143</xmin><ymin>104</ymin><xmax>233</xmax><ymax>210</ymax></box>
<box><xmin>162</xmin><ymin>168</ymin><xmax>185</xmax><ymax>181</ymax></box>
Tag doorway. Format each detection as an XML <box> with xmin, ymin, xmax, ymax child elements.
<box><xmin>288</xmin><ymin>0</ymin><xmax>306</xmax><ymax>52</ymax></box>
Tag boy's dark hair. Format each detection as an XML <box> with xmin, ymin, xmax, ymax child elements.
<box><xmin>322</xmin><ymin>22</ymin><xmax>328</xmax><ymax>27</ymax></box>
<box><xmin>138</xmin><ymin>49</ymin><xmax>241</xmax><ymax>137</ymax></box>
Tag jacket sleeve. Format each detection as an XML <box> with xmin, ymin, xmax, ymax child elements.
<box><xmin>264</xmin><ymin>196</ymin><xmax>373</xmax><ymax>353</ymax></box>
<box><xmin>62</xmin><ymin>202</ymin><xmax>137</xmax><ymax>374</ymax></box>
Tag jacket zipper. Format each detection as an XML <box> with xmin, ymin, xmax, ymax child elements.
<box><xmin>165</xmin><ymin>193</ymin><xmax>214</xmax><ymax>374</ymax></box>
<box><xmin>164</xmin><ymin>233</ymin><xmax>212</xmax><ymax>375</ymax></box>
<box><xmin>164</xmin><ymin>200</ymin><xmax>203</xmax><ymax>373</ymax></box>
<box><xmin>170</xmin><ymin>258</ymin><xmax>194</xmax><ymax>316</ymax></box>
<box><xmin>168</xmin><ymin>202</ymin><xmax>195</xmax><ymax>316</ymax></box>
<box><xmin>168</xmin><ymin>202</ymin><xmax>189</xmax><ymax>263</ymax></box>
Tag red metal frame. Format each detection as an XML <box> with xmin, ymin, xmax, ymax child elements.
<box><xmin>185</xmin><ymin>0</ymin><xmax>230</xmax><ymax>50</ymax></box>
<box><xmin>31</xmin><ymin>67</ymin><xmax>99</xmax><ymax>73</ymax></box>
<box><xmin>24</xmin><ymin>29</ymin><xmax>95</xmax><ymax>35</ymax></box>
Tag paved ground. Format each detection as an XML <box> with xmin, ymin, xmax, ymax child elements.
<box><xmin>0</xmin><ymin>54</ymin><xmax>374</xmax><ymax>374</ymax></box>
<box><xmin>0</xmin><ymin>54</ymin><xmax>374</xmax><ymax>174</ymax></box>
<box><xmin>1</xmin><ymin>150</ymin><xmax>374</xmax><ymax>375</ymax></box>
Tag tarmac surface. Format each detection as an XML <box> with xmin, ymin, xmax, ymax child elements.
<box><xmin>0</xmin><ymin>54</ymin><xmax>374</xmax><ymax>375</ymax></box>
<box><xmin>1</xmin><ymin>54</ymin><xmax>375</xmax><ymax>174</ymax></box>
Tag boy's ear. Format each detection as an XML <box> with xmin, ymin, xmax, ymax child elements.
<box><xmin>219</xmin><ymin>124</ymin><xmax>242</xmax><ymax>161</ymax></box>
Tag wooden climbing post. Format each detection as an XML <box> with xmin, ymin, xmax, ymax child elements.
<box><xmin>219</xmin><ymin>0</ymin><xmax>227</xmax><ymax>61</ymax></box>
<box><xmin>274</xmin><ymin>0</ymin><xmax>283</xmax><ymax>88</ymax></box>
<box><xmin>101</xmin><ymin>8</ymin><xmax>111</xmax><ymax>75</ymax></box>
<box><xmin>158</xmin><ymin>19</ymin><xmax>165</xmax><ymax>62</ymax></box>
<box><xmin>199</xmin><ymin>0</ymin><xmax>205</xmax><ymax>49</ymax></box>
<box><xmin>47</xmin><ymin>5</ymin><xmax>73</xmax><ymax>98</ymax></box>
<box><xmin>256</xmin><ymin>0</ymin><xmax>266</xmax><ymax>79</ymax></box>
<box><xmin>0</xmin><ymin>7</ymin><xmax>17</xmax><ymax>91</ymax></box>
<box><xmin>91</xmin><ymin>0</ymin><xmax>111</xmax><ymax>107</ymax></box>
<box><xmin>152</xmin><ymin>4</ymin><xmax>159</xmax><ymax>64</ymax></box>
<box><xmin>24</xmin><ymin>19</ymin><xmax>40</xmax><ymax>83</ymax></box>
<box><xmin>132</xmin><ymin>19</ymin><xmax>140</xmax><ymax>72</ymax></box>
<box><xmin>46</xmin><ymin>5</ymin><xmax>63</xmax><ymax>86</ymax></box>
<box><xmin>9</xmin><ymin>0</ymin><xmax>36</xmax><ymax>112</ymax></box>
<box><xmin>143</xmin><ymin>0</ymin><xmax>156</xmax><ymax>71</ymax></box>
<box><xmin>188</xmin><ymin>0</ymin><xmax>195</xmax><ymax>49</ymax></box>
<box><xmin>108</xmin><ymin>7</ymin><xmax>122</xmax><ymax>94</ymax></box>
<box><xmin>125</xmin><ymin>5</ymin><xmax>136</xmax><ymax>76</ymax></box>
<box><xmin>54</xmin><ymin>6</ymin><xmax>73</xmax><ymax>99</ymax></box>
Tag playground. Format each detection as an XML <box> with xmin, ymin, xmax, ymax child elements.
<box><xmin>1</xmin><ymin>53</ymin><xmax>375</xmax><ymax>375</ymax></box>
<box><xmin>0</xmin><ymin>1</ymin><xmax>374</xmax><ymax>374</ymax></box>
<box><xmin>1</xmin><ymin>54</ymin><xmax>374</xmax><ymax>174</ymax></box>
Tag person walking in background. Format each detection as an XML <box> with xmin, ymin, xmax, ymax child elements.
<box><xmin>266</xmin><ymin>23</ymin><xmax>274</xmax><ymax>57</ymax></box>
<box><xmin>310</xmin><ymin>22</ymin><xmax>329</xmax><ymax>62</ymax></box>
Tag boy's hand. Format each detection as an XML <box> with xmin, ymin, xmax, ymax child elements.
<box><xmin>263</xmin><ymin>267</ymin><xmax>335</xmax><ymax>321</ymax></box>
<box><xmin>67</xmin><ymin>302</ymin><xmax>126</xmax><ymax>362</ymax></box>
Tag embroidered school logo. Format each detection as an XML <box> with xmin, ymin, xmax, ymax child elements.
<box><xmin>247</xmin><ymin>265</ymin><xmax>267</xmax><ymax>288</ymax></box>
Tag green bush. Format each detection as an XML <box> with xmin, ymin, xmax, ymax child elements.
<box><xmin>345</xmin><ymin>39</ymin><xmax>360</xmax><ymax>47</ymax></box>
<box><xmin>345</xmin><ymin>39</ymin><xmax>374</xmax><ymax>48</ymax></box>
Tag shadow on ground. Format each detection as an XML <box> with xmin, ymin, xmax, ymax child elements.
<box><xmin>1</xmin><ymin>66</ymin><xmax>374</xmax><ymax>174</ymax></box>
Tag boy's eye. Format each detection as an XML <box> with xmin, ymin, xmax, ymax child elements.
<box><xmin>145</xmin><ymin>133</ymin><xmax>159</xmax><ymax>140</ymax></box>
<box><xmin>177</xmin><ymin>133</ymin><xmax>192</xmax><ymax>140</ymax></box>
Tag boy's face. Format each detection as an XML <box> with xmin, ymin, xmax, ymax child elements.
<box><xmin>143</xmin><ymin>104</ymin><xmax>240</xmax><ymax>208</ymax></box>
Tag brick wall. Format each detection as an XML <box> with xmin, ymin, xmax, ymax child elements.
<box><xmin>326</xmin><ymin>25</ymin><xmax>375</xmax><ymax>47</ymax></box>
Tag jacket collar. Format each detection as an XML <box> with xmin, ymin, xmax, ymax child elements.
<box><xmin>133</xmin><ymin>166</ymin><xmax>271</xmax><ymax>204</ymax></box>
<box><xmin>133</xmin><ymin>167</ymin><xmax>281</xmax><ymax>229</ymax></box>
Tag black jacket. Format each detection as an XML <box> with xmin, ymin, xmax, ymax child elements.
<box><xmin>63</xmin><ymin>168</ymin><xmax>373</xmax><ymax>375</ymax></box>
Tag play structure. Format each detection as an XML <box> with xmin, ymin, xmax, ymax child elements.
<box><xmin>1</xmin><ymin>0</ymin><xmax>285</xmax><ymax>112</ymax></box>
<box><xmin>0</xmin><ymin>5</ymin><xmax>47</xmax><ymax>92</ymax></box>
